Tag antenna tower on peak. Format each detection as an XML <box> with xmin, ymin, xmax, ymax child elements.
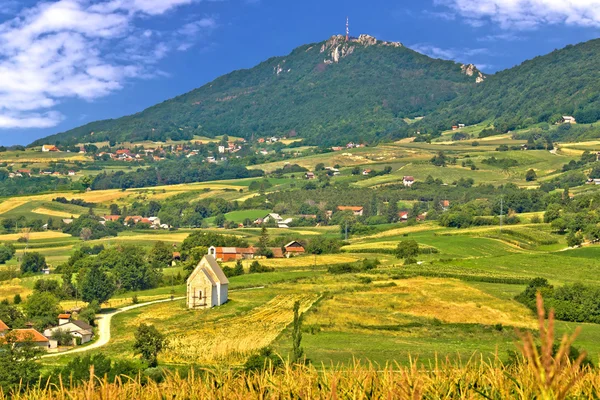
<box><xmin>346</xmin><ymin>17</ymin><xmax>349</xmax><ymax>41</ymax></box>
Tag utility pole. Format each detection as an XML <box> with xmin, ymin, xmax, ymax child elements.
<box><xmin>499</xmin><ymin>196</ymin><xmax>504</xmax><ymax>233</ymax></box>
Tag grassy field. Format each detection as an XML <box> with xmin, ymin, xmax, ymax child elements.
<box><xmin>0</xmin><ymin>137</ymin><xmax>599</xmax><ymax>373</ymax></box>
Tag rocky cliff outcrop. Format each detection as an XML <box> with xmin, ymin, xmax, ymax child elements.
<box><xmin>461</xmin><ymin>64</ymin><xmax>486</xmax><ymax>83</ymax></box>
<box><xmin>319</xmin><ymin>34</ymin><xmax>402</xmax><ymax>64</ymax></box>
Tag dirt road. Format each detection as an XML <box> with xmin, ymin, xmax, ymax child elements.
<box><xmin>43</xmin><ymin>297</ymin><xmax>184</xmax><ymax>358</ymax></box>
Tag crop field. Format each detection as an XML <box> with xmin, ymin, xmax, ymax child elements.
<box><xmin>222</xmin><ymin>254</ymin><xmax>360</xmax><ymax>269</ymax></box>
<box><xmin>103</xmin><ymin>291</ymin><xmax>318</xmax><ymax>365</ymax></box>
<box><xmin>1</xmin><ymin>137</ymin><xmax>600</xmax><ymax>376</ymax></box>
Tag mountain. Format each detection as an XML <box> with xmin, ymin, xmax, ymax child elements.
<box><xmin>31</xmin><ymin>34</ymin><xmax>484</xmax><ymax>147</ymax></box>
<box><xmin>418</xmin><ymin>39</ymin><xmax>600</xmax><ymax>133</ymax></box>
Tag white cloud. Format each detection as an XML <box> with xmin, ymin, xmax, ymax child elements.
<box><xmin>0</xmin><ymin>0</ymin><xmax>213</xmax><ymax>129</ymax></box>
<box><xmin>411</xmin><ymin>44</ymin><xmax>489</xmax><ymax>61</ymax></box>
<box><xmin>436</xmin><ymin>0</ymin><xmax>600</xmax><ymax>29</ymax></box>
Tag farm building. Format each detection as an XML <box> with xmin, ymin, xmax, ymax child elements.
<box><xmin>337</xmin><ymin>206</ymin><xmax>364</xmax><ymax>216</ymax></box>
<box><xmin>403</xmin><ymin>176</ymin><xmax>415</xmax><ymax>187</ymax></box>
<box><xmin>0</xmin><ymin>327</ymin><xmax>52</xmax><ymax>349</ymax></box>
<box><xmin>44</xmin><ymin>319</ymin><xmax>94</xmax><ymax>345</ymax></box>
<box><xmin>284</xmin><ymin>241</ymin><xmax>305</xmax><ymax>256</ymax></box>
<box><xmin>186</xmin><ymin>255</ymin><xmax>229</xmax><ymax>309</ymax></box>
<box><xmin>209</xmin><ymin>246</ymin><xmax>256</xmax><ymax>261</ymax></box>
<box><xmin>42</xmin><ymin>145</ymin><xmax>59</xmax><ymax>152</ymax></box>
<box><xmin>561</xmin><ymin>116</ymin><xmax>576</xmax><ymax>124</ymax></box>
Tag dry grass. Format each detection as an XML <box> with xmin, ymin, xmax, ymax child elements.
<box><xmin>357</xmin><ymin>223</ymin><xmax>439</xmax><ymax>240</ymax></box>
<box><xmin>0</xmin><ymin>279</ymin><xmax>32</xmax><ymax>301</ymax></box>
<box><xmin>304</xmin><ymin>277</ymin><xmax>536</xmax><ymax>330</ymax></box>
<box><xmin>0</xmin><ymin>199</ymin><xmax>30</xmax><ymax>215</ymax></box>
<box><xmin>0</xmin><ymin>231</ymin><xmax>70</xmax><ymax>241</ymax></box>
<box><xmin>3</xmin><ymin>294</ymin><xmax>598</xmax><ymax>399</ymax></box>
<box><xmin>223</xmin><ymin>255</ymin><xmax>359</xmax><ymax>269</ymax></box>
<box><xmin>96</xmin><ymin>233</ymin><xmax>190</xmax><ymax>243</ymax></box>
<box><xmin>116</xmin><ymin>294</ymin><xmax>318</xmax><ymax>365</ymax></box>
<box><xmin>31</xmin><ymin>208</ymin><xmax>80</xmax><ymax>219</ymax></box>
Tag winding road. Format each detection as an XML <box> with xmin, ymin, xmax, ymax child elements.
<box><xmin>43</xmin><ymin>297</ymin><xmax>184</xmax><ymax>358</ymax></box>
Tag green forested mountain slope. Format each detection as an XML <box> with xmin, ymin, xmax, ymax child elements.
<box><xmin>419</xmin><ymin>39</ymin><xmax>600</xmax><ymax>133</ymax></box>
<box><xmin>32</xmin><ymin>36</ymin><xmax>600</xmax><ymax>147</ymax></box>
<box><xmin>31</xmin><ymin>35</ymin><xmax>482</xmax><ymax>147</ymax></box>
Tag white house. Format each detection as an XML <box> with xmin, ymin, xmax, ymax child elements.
<box><xmin>44</xmin><ymin>319</ymin><xmax>94</xmax><ymax>345</ymax></box>
<box><xmin>403</xmin><ymin>176</ymin><xmax>415</xmax><ymax>187</ymax></box>
<box><xmin>561</xmin><ymin>116</ymin><xmax>577</xmax><ymax>124</ymax></box>
<box><xmin>262</xmin><ymin>213</ymin><xmax>293</xmax><ymax>228</ymax></box>
<box><xmin>186</xmin><ymin>255</ymin><xmax>229</xmax><ymax>309</ymax></box>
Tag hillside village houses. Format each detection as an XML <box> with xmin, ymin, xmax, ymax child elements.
<box><xmin>187</xmin><ymin>254</ymin><xmax>229</xmax><ymax>309</ymax></box>
<box><xmin>101</xmin><ymin>215</ymin><xmax>169</xmax><ymax>229</ymax></box>
<box><xmin>209</xmin><ymin>239</ymin><xmax>305</xmax><ymax>261</ymax></box>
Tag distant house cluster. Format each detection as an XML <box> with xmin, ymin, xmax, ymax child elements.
<box><xmin>208</xmin><ymin>241</ymin><xmax>305</xmax><ymax>262</ymax></box>
<box><xmin>331</xmin><ymin>142</ymin><xmax>366</xmax><ymax>151</ymax></box>
<box><xmin>0</xmin><ymin>313</ymin><xmax>93</xmax><ymax>352</ymax></box>
<box><xmin>102</xmin><ymin>215</ymin><xmax>170</xmax><ymax>229</ymax></box>
<box><xmin>8</xmin><ymin>168</ymin><xmax>77</xmax><ymax>179</ymax></box>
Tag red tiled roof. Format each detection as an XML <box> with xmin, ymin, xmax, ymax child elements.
<box><xmin>8</xmin><ymin>329</ymin><xmax>49</xmax><ymax>343</ymax></box>
<box><xmin>0</xmin><ymin>320</ymin><xmax>8</xmax><ymax>332</ymax></box>
<box><xmin>58</xmin><ymin>314</ymin><xmax>71</xmax><ymax>319</ymax></box>
<box><xmin>338</xmin><ymin>206</ymin><xmax>363</xmax><ymax>212</ymax></box>
<box><xmin>103</xmin><ymin>215</ymin><xmax>121</xmax><ymax>221</ymax></box>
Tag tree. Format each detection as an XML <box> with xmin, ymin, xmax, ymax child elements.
<box><xmin>233</xmin><ymin>260</ymin><xmax>244</xmax><ymax>276</ymax></box>
<box><xmin>20</xmin><ymin>252</ymin><xmax>47</xmax><ymax>274</ymax></box>
<box><xmin>79</xmin><ymin>265</ymin><xmax>115</xmax><ymax>304</ymax></box>
<box><xmin>109</xmin><ymin>204</ymin><xmax>121</xmax><ymax>215</ymax></box>
<box><xmin>214</xmin><ymin>214</ymin><xmax>226</xmax><ymax>228</ymax></box>
<box><xmin>0</xmin><ymin>243</ymin><xmax>15</xmax><ymax>264</ymax></box>
<box><xmin>395</xmin><ymin>240</ymin><xmax>419</xmax><ymax>259</ymax></box>
<box><xmin>257</xmin><ymin>226</ymin><xmax>272</xmax><ymax>257</ymax></box>
<box><xmin>148</xmin><ymin>241</ymin><xmax>172</xmax><ymax>269</ymax></box>
<box><xmin>525</xmin><ymin>169</ymin><xmax>537</xmax><ymax>182</ymax></box>
<box><xmin>386</xmin><ymin>198</ymin><xmax>399</xmax><ymax>223</ymax></box>
<box><xmin>291</xmin><ymin>301</ymin><xmax>304</xmax><ymax>364</ymax></box>
<box><xmin>133</xmin><ymin>323</ymin><xmax>167</xmax><ymax>367</ymax></box>
<box><xmin>80</xmin><ymin>227</ymin><xmax>93</xmax><ymax>241</ymax></box>
<box><xmin>0</xmin><ymin>333</ymin><xmax>43</xmax><ymax>393</ymax></box>
<box><xmin>544</xmin><ymin>204</ymin><xmax>561</xmax><ymax>223</ymax></box>
<box><xmin>24</xmin><ymin>292</ymin><xmax>61</xmax><ymax>329</ymax></box>
<box><xmin>566</xmin><ymin>232</ymin><xmax>583</xmax><ymax>248</ymax></box>
<box><xmin>551</xmin><ymin>218</ymin><xmax>568</xmax><ymax>234</ymax></box>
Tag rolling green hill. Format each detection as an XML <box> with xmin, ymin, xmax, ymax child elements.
<box><xmin>419</xmin><ymin>39</ymin><xmax>600</xmax><ymax>134</ymax></box>
<box><xmin>31</xmin><ymin>35</ymin><xmax>483</xmax><ymax>147</ymax></box>
<box><xmin>31</xmin><ymin>36</ymin><xmax>600</xmax><ymax>148</ymax></box>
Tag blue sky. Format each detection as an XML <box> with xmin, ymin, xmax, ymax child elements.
<box><xmin>0</xmin><ymin>0</ymin><xmax>598</xmax><ymax>146</ymax></box>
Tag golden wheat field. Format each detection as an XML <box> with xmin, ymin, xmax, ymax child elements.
<box><xmin>223</xmin><ymin>255</ymin><xmax>359</xmax><ymax>269</ymax></box>
<box><xmin>0</xmin><ymin>279</ymin><xmax>32</xmax><ymax>301</ymax></box>
<box><xmin>0</xmin><ymin>231</ymin><xmax>70</xmax><ymax>241</ymax></box>
<box><xmin>116</xmin><ymin>294</ymin><xmax>317</xmax><ymax>365</ymax></box>
<box><xmin>301</xmin><ymin>278</ymin><xmax>537</xmax><ymax>331</ymax></box>
<box><xmin>31</xmin><ymin>207</ymin><xmax>81</xmax><ymax>219</ymax></box>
